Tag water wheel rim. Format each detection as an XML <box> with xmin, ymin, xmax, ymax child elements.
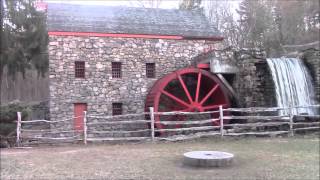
<box><xmin>146</xmin><ymin>68</ymin><xmax>231</xmax><ymax>132</ymax></box>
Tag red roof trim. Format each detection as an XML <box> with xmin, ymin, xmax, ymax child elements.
<box><xmin>48</xmin><ymin>32</ymin><xmax>183</xmax><ymax>40</ymax></box>
<box><xmin>48</xmin><ymin>31</ymin><xmax>223</xmax><ymax>41</ymax></box>
<box><xmin>183</xmin><ymin>36</ymin><xmax>224</xmax><ymax>41</ymax></box>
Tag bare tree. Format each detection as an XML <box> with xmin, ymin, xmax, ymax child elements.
<box><xmin>179</xmin><ymin>0</ymin><xmax>202</xmax><ymax>10</ymax></box>
<box><xmin>130</xmin><ymin>0</ymin><xmax>163</xmax><ymax>8</ymax></box>
<box><xmin>202</xmin><ymin>0</ymin><xmax>241</xmax><ymax>48</ymax></box>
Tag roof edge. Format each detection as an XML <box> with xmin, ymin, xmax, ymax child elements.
<box><xmin>48</xmin><ymin>31</ymin><xmax>223</xmax><ymax>41</ymax></box>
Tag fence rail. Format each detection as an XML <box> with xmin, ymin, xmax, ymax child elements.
<box><xmin>16</xmin><ymin>104</ymin><xmax>320</xmax><ymax>146</ymax></box>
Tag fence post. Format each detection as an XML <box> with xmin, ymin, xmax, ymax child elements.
<box><xmin>288</xmin><ymin>105</ymin><xmax>294</xmax><ymax>137</ymax></box>
<box><xmin>149</xmin><ymin>107</ymin><xmax>155</xmax><ymax>142</ymax></box>
<box><xmin>16</xmin><ymin>112</ymin><xmax>22</xmax><ymax>146</ymax></box>
<box><xmin>219</xmin><ymin>105</ymin><xmax>224</xmax><ymax>137</ymax></box>
<box><xmin>83</xmin><ymin>111</ymin><xmax>87</xmax><ymax>145</ymax></box>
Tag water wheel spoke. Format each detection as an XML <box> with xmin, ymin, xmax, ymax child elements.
<box><xmin>177</xmin><ymin>74</ymin><xmax>193</xmax><ymax>104</ymax></box>
<box><xmin>161</xmin><ymin>90</ymin><xmax>191</xmax><ymax>108</ymax></box>
<box><xmin>200</xmin><ymin>84</ymin><xmax>219</xmax><ymax>105</ymax></box>
<box><xmin>203</xmin><ymin>104</ymin><xmax>227</xmax><ymax>110</ymax></box>
<box><xmin>195</xmin><ymin>72</ymin><xmax>202</xmax><ymax>103</ymax></box>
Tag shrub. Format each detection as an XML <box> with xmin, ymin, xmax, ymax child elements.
<box><xmin>0</xmin><ymin>103</ymin><xmax>30</xmax><ymax>136</ymax></box>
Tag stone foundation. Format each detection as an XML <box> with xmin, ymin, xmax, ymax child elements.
<box><xmin>302</xmin><ymin>49</ymin><xmax>320</xmax><ymax>103</ymax></box>
<box><xmin>233</xmin><ymin>49</ymin><xmax>276</xmax><ymax>108</ymax></box>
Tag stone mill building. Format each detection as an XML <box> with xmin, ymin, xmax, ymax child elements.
<box><xmin>46</xmin><ymin>3</ymin><xmax>320</xmax><ymax>134</ymax></box>
<box><xmin>47</xmin><ymin>3</ymin><xmax>228</xmax><ymax>127</ymax></box>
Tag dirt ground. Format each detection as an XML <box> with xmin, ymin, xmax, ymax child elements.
<box><xmin>1</xmin><ymin>136</ymin><xmax>319</xmax><ymax>180</ymax></box>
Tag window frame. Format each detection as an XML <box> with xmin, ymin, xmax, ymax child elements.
<box><xmin>75</xmin><ymin>61</ymin><xmax>85</xmax><ymax>78</ymax></box>
<box><xmin>146</xmin><ymin>63</ymin><xmax>156</xmax><ymax>78</ymax></box>
<box><xmin>112</xmin><ymin>103</ymin><xmax>123</xmax><ymax>116</ymax></box>
<box><xmin>112</xmin><ymin>62</ymin><xmax>122</xmax><ymax>78</ymax></box>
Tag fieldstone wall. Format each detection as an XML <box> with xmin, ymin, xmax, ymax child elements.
<box><xmin>48</xmin><ymin>36</ymin><xmax>217</xmax><ymax>136</ymax></box>
<box><xmin>232</xmin><ymin>49</ymin><xmax>276</xmax><ymax>108</ymax></box>
<box><xmin>197</xmin><ymin>48</ymin><xmax>276</xmax><ymax>108</ymax></box>
<box><xmin>230</xmin><ymin>48</ymin><xmax>318</xmax><ymax>110</ymax></box>
<box><xmin>302</xmin><ymin>49</ymin><xmax>320</xmax><ymax>103</ymax></box>
<box><xmin>190</xmin><ymin>47</ymin><xmax>276</xmax><ymax>108</ymax></box>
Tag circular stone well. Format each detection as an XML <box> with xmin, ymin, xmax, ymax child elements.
<box><xmin>183</xmin><ymin>151</ymin><xmax>234</xmax><ymax>167</ymax></box>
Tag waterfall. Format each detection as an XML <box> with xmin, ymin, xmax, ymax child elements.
<box><xmin>266</xmin><ymin>58</ymin><xmax>318</xmax><ymax>115</ymax></box>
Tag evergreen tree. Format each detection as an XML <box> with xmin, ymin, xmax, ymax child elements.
<box><xmin>0</xmin><ymin>0</ymin><xmax>48</xmax><ymax>82</ymax></box>
<box><xmin>235</xmin><ymin>0</ymin><xmax>319</xmax><ymax>56</ymax></box>
<box><xmin>236</xmin><ymin>0</ymin><xmax>273</xmax><ymax>48</ymax></box>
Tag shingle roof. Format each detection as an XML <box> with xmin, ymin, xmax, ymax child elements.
<box><xmin>47</xmin><ymin>3</ymin><xmax>222</xmax><ymax>39</ymax></box>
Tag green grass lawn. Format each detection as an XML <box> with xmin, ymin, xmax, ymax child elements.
<box><xmin>1</xmin><ymin>136</ymin><xmax>319</xmax><ymax>180</ymax></box>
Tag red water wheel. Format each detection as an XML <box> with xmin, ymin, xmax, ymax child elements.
<box><xmin>145</xmin><ymin>68</ymin><xmax>231</xmax><ymax>134</ymax></box>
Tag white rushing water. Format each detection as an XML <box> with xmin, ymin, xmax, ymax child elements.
<box><xmin>267</xmin><ymin>58</ymin><xmax>318</xmax><ymax>115</ymax></box>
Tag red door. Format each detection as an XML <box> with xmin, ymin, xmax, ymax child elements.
<box><xmin>74</xmin><ymin>103</ymin><xmax>87</xmax><ymax>131</ymax></box>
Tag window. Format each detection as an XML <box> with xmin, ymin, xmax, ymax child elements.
<box><xmin>75</xmin><ymin>61</ymin><xmax>85</xmax><ymax>78</ymax></box>
<box><xmin>112</xmin><ymin>103</ymin><xmax>123</xmax><ymax>116</ymax></box>
<box><xmin>146</xmin><ymin>63</ymin><xmax>155</xmax><ymax>78</ymax></box>
<box><xmin>112</xmin><ymin>62</ymin><xmax>122</xmax><ymax>78</ymax></box>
